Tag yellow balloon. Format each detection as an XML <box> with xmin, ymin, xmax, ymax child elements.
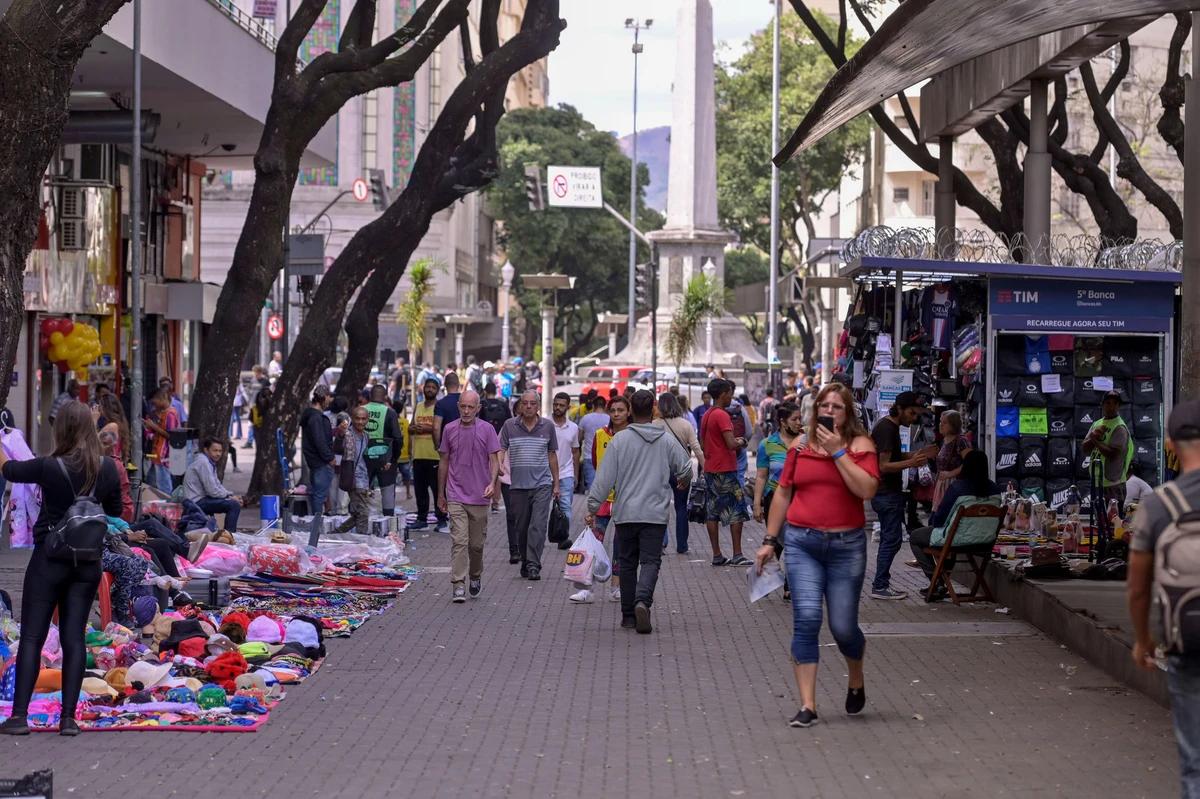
<box><xmin>49</xmin><ymin>331</ymin><xmax>63</xmax><ymax>345</ymax></box>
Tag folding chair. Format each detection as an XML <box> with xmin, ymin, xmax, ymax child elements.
<box><xmin>923</xmin><ymin>503</ymin><xmax>1006</xmax><ymax>605</ymax></box>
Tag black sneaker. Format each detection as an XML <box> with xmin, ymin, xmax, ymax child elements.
<box><xmin>59</xmin><ymin>718</ymin><xmax>81</xmax><ymax>736</ymax></box>
<box><xmin>728</xmin><ymin>554</ymin><xmax>752</xmax><ymax>566</ymax></box>
<box><xmin>0</xmin><ymin>715</ymin><xmax>29</xmax><ymax>735</ymax></box>
<box><xmin>519</xmin><ymin>564</ymin><xmax>529</xmax><ymax>578</ymax></box>
<box><xmin>557</xmin><ymin>540</ymin><xmax>571</xmax><ymax>550</ymax></box>
<box><xmin>634</xmin><ymin>602</ymin><xmax>652</xmax><ymax>634</ymax></box>
<box><xmin>509</xmin><ymin>550</ymin><xmax>521</xmax><ymax>564</ymax></box>
<box><xmin>845</xmin><ymin>687</ymin><xmax>866</xmax><ymax>715</ymax></box>
<box><xmin>452</xmin><ymin>586</ymin><xmax>466</xmax><ymax>603</ymax></box>
<box><xmin>789</xmin><ymin>708</ymin><xmax>818</xmax><ymax>728</ymax></box>
<box><xmin>620</xmin><ymin>617</ymin><xmax>636</xmax><ymax>629</ymax></box>
<box><xmin>527</xmin><ymin>567</ymin><xmax>541</xmax><ymax>581</ymax></box>
<box><xmin>469</xmin><ymin>579</ymin><xmax>482</xmax><ymax>598</ymax></box>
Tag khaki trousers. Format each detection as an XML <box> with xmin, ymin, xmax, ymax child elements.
<box><xmin>448</xmin><ymin>501</ymin><xmax>489</xmax><ymax>585</ymax></box>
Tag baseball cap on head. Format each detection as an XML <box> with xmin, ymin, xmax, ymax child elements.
<box><xmin>1102</xmin><ymin>389</ymin><xmax>1124</xmax><ymax>403</ymax></box>
<box><xmin>1169</xmin><ymin>400</ymin><xmax>1200</xmax><ymax>442</ymax></box>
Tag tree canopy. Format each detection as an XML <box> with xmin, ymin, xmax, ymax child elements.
<box><xmin>715</xmin><ymin>11</ymin><xmax>869</xmax><ymax>270</ymax></box>
<box><xmin>491</xmin><ymin>104</ymin><xmax>662</xmax><ymax>363</ymax></box>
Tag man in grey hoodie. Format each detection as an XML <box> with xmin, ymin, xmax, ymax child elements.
<box><xmin>586</xmin><ymin>390</ymin><xmax>693</xmax><ymax>633</ymax></box>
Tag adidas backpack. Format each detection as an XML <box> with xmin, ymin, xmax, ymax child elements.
<box><xmin>1152</xmin><ymin>482</ymin><xmax>1200</xmax><ymax>654</ymax></box>
<box><xmin>44</xmin><ymin>459</ymin><xmax>109</xmax><ymax>565</ymax></box>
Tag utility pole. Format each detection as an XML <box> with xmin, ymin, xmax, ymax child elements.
<box><xmin>129</xmin><ymin>0</ymin><xmax>144</xmax><ymax>486</ymax></box>
<box><xmin>624</xmin><ymin>18</ymin><xmax>652</xmax><ymax>347</ymax></box>
<box><xmin>767</xmin><ymin>0</ymin><xmax>781</xmax><ymax>373</ymax></box>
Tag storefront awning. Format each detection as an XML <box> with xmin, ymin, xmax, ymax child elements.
<box><xmin>775</xmin><ymin>0</ymin><xmax>1200</xmax><ymax>163</ymax></box>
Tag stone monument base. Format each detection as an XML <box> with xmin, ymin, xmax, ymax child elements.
<box><xmin>609</xmin><ymin>310</ymin><xmax>763</xmax><ymax>367</ymax></box>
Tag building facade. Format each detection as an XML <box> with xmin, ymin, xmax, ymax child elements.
<box><xmin>200</xmin><ymin>0</ymin><xmax>549</xmax><ymax>372</ymax></box>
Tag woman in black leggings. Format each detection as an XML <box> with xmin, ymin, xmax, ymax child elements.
<box><xmin>0</xmin><ymin>400</ymin><xmax>122</xmax><ymax>735</ymax></box>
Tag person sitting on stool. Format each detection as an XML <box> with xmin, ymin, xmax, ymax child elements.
<box><xmin>183</xmin><ymin>436</ymin><xmax>243</xmax><ymax>532</ymax></box>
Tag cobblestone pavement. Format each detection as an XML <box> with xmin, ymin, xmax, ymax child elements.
<box><xmin>0</xmin><ymin>493</ymin><xmax>1180</xmax><ymax>798</ymax></box>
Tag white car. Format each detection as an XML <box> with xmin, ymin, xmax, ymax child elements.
<box><xmin>628</xmin><ymin>367</ymin><xmax>709</xmax><ymax>404</ymax></box>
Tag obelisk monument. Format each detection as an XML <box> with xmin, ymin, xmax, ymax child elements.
<box><xmin>613</xmin><ymin>0</ymin><xmax>763</xmax><ymax>366</ymax></box>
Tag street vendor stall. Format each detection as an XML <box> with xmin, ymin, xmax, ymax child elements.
<box><xmin>834</xmin><ymin>256</ymin><xmax>1179</xmax><ymax>513</ymax></box>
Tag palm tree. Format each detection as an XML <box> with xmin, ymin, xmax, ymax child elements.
<box><xmin>397</xmin><ymin>259</ymin><xmax>438</xmax><ymax>408</ymax></box>
<box><xmin>666</xmin><ymin>275</ymin><xmax>724</xmax><ymax>385</ymax></box>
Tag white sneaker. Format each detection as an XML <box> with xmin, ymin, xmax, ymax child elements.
<box><xmin>609</xmin><ymin>587</ymin><xmax>621</xmax><ymax>602</ymax></box>
<box><xmin>568</xmin><ymin>589</ymin><xmax>593</xmax><ymax>603</ymax></box>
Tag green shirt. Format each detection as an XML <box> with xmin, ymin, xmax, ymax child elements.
<box><xmin>1087</xmin><ymin>415</ymin><xmax>1133</xmax><ymax>488</ymax></box>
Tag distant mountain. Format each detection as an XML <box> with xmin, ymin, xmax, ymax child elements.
<box><xmin>618</xmin><ymin>125</ymin><xmax>670</xmax><ymax>213</ymax></box>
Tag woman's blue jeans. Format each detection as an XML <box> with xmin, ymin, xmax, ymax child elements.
<box><xmin>672</xmin><ymin>484</ymin><xmax>690</xmax><ymax>552</ymax></box>
<box><xmin>783</xmin><ymin>525</ymin><xmax>867</xmax><ymax>664</ymax></box>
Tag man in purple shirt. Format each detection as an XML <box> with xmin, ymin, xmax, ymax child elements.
<box><xmin>438</xmin><ymin>390</ymin><xmax>501</xmax><ymax>603</ymax></box>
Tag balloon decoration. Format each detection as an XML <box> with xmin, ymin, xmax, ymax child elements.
<box><xmin>38</xmin><ymin>317</ymin><xmax>101</xmax><ymax>378</ymax></box>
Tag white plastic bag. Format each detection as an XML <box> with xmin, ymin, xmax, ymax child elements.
<box><xmin>563</xmin><ymin>527</ymin><xmax>611</xmax><ymax>585</ymax></box>
<box><xmin>748</xmin><ymin>560</ymin><xmax>786</xmax><ymax>603</ymax></box>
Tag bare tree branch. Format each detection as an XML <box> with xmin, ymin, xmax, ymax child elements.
<box><xmin>338</xmin><ymin>0</ymin><xmax>378</xmax><ymax>52</ymax></box>
<box><xmin>303</xmin><ymin>0</ymin><xmax>455</xmax><ymax>83</ymax></box>
<box><xmin>459</xmin><ymin>20</ymin><xmax>477</xmax><ymax>73</ymax></box>
<box><xmin>1158</xmin><ymin>11</ymin><xmax>1190</xmax><ymax>164</ymax></box>
<box><xmin>837</xmin><ymin>0</ymin><xmax>848</xmax><ymax>53</ymax></box>
<box><xmin>846</xmin><ymin>0</ymin><xmax>919</xmax><ymax>138</ymax></box>
<box><xmin>1081</xmin><ymin>60</ymin><xmax>1182</xmax><ymax>238</ymax></box>
<box><xmin>275</xmin><ymin>0</ymin><xmax>328</xmax><ymax>81</ymax></box>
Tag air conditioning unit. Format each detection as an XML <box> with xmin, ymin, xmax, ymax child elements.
<box><xmin>60</xmin><ymin>186</ymin><xmax>85</xmax><ymax>219</ymax></box>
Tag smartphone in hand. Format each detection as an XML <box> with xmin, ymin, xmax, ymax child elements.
<box><xmin>817</xmin><ymin>416</ymin><xmax>836</xmax><ymax>432</ymax></box>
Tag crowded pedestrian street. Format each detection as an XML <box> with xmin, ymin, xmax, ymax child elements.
<box><xmin>0</xmin><ymin>492</ymin><xmax>1178</xmax><ymax>797</ymax></box>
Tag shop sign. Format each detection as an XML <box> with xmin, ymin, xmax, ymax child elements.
<box><xmin>876</xmin><ymin>368</ymin><xmax>913</xmax><ymax>409</ymax></box>
<box><xmin>252</xmin><ymin>0</ymin><xmax>277</xmax><ymax>18</ymax></box>
<box><xmin>990</xmin><ymin>277</ymin><xmax>1175</xmax><ymax>332</ymax></box>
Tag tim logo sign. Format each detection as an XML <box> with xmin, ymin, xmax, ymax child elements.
<box><xmin>995</xmin><ymin>290</ymin><xmax>1040</xmax><ymax>304</ymax></box>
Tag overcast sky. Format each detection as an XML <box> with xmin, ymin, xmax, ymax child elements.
<box><xmin>547</xmin><ymin>0</ymin><xmax>775</xmax><ymax>137</ymax></box>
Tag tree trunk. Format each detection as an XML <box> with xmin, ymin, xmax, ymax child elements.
<box><xmin>0</xmin><ymin>0</ymin><xmax>131</xmax><ymax>409</ymax></box>
<box><xmin>254</xmin><ymin>4</ymin><xmax>566</xmax><ymax>495</ymax></box>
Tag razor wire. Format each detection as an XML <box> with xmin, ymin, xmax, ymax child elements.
<box><xmin>840</xmin><ymin>226</ymin><xmax>1182</xmax><ymax>272</ymax></box>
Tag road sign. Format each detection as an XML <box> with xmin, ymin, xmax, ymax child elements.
<box><xmin>546</xmin><ymin>166</ymin><xmax>602</xmax><ymax>208</ymax></box>
<box><xmin>267</xmin><ymin>314</ymin><xmax>284</xmax><ymax>341</ymax></box>
<box><xmin>351</xmin><ymin>177</ymin><xmax>370</xmax><ymax>202</ymax></box>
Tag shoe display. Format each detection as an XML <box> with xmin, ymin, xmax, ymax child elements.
<box><xmin>568</xmin><ymin>589</ymin><xmax>594</xmax><ymax>603</ymax></box>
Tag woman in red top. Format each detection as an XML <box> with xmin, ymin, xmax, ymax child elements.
<box><xmin>754</xmin><ymin>382</ymin><xmax>879</xmax><ymax>729</ymax></box>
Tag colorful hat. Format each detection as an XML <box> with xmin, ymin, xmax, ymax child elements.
<box><xmin>104</xmin><ymin>667</ymin><xmax>129</xmax><ymax>692</ymax></box>
<box><xmin>246</xmin><ymin>616</ymin><xmax>284</xmax><ymax>644</ymax></box>
<box><xmin>126</xmin><ymin>659</ymin><xmax>172</xmax><ymax>690</ymax></box>
<box><xmin>206</xmin><ymin>634</ymin><xmax>237</xmax><ymax>655</ymax></box>
<box><xmin>205</xmin><ymin>651</ymin><xmax>249</xmax><ymax>691</ymax></box>
<box><xmin>197</xmin><ymin>684</ymin><xmax>227</xmax><ymax>710</ymax></box>
<box><xmin>81</xmin><ymin>677</ymin><xmax>118</xmax><ymax>698</ymax></box>
<box><xmin>166</xmin><ymin>686</ymin><xmax>197</xmax><ymax>704</ymax></box>
<box><xmin>34</xmin><ymin>668</ymin><xmax>62</xmax><ymax>692</ymax></box>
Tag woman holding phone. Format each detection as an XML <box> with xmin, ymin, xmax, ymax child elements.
<box><xmin>754</xmin><ymin>383</ymin><xmax>880</xmax><ymax>728</ymax></box>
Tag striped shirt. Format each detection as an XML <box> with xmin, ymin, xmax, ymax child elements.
<box><xmin>500</xmin><ymin>416</ymin><xmax>558</xmax><ymax>490</ymax></box>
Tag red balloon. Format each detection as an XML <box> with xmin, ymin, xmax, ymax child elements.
<box><xmin>38</xmin><ymin>333</ymin><xmax>50</xmax><ymax>352</ymax></box>
<box><xmin>39</xmin><ymin>318</ymin><xmax>53</xmax><ymax>334</ymax></box>
<box><xmin>59</xmin><ymin>318</ymin><xmax>74</xmax><ymax>335</ymax></box>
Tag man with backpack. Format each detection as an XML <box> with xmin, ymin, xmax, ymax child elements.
<box><xmin>1128</xmin><ymin>399</ymin><xmax>1200</xmax><ymax>797</ymax></box>
<box><xmin>586</xmin><ymin>390</ymin><xmax>692</xmax><ymax>634</ymax></box>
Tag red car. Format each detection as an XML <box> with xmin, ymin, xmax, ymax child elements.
<box><xmin>580</xmin><ymin>365</ymin><xmax>645</xmax><ymax>398</ymax></box>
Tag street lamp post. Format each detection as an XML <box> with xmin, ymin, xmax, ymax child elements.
<box><xmin>129</xmin><ymin>0</ymin><xmax>144</xmax><ymax>485</ymax></box>
<box><xmin>624</xmin><ymin>17</ymin><xmax>652</xmax><ymax>347</ymax></box>
<box><xmin>702</xmin><ymin>259</ymin><xmax>716</xmax><ymax>365</ymax></box>
<box><xmin>767</xmin><ymin>0</ymin><xmax>781</xmax><ymax>371</ymax></box>
<box><xmin>523</xmin><ymin>274</ymin><xmax>575</xmax><ymax>417</ymax></box>
<box><xmin>500</xmin><ymin>260</ymin><xmax>515</xmax><ymax>364</ymax></box>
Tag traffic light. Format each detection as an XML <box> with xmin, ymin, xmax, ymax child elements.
<box><xmin>634</xmin><ymin>262</ymin><xmax>653</xmax><ymax>308</ymax></box>
<box><xmin>368</xmin><ymin>168</ymin><xmax>390</xmax><ymax>211</ymax></box>
<box><xmin>524</xmin><ymin>164</ymin><xmax>544</xmax><ymax>211</ymax></box>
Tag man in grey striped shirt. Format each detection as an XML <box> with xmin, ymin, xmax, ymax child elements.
<box><xmin>500</xmin><ymin>391</ymin><xmax>560</xmax><ymax>580</ymax></box>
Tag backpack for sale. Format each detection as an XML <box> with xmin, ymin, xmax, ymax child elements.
<box><xmin>44</xmin><ymin>459</ymin><xmax>108</xmax><ymax>565</ymax></box>
<box><xmin>1152</xmin><ymin>482</ymin><xmax>1200</xmax><ymax>654</ymax></box>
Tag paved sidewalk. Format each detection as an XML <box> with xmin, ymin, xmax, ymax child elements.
<box><xmin>0</xmin><ymin>493</ymin><xmax>1180</xmax><ymax>798</ymax></box>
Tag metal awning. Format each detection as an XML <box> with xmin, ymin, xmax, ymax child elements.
<box><xmin>774</xmin><ymin>0</ymin><xmax>1200</xmax><ymax>163</ymax></box>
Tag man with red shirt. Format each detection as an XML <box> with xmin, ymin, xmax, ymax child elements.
<box><xmin>701</xmin><ymin>378</ymin><xmax>750</xmax><ymax>566</ymax></box>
